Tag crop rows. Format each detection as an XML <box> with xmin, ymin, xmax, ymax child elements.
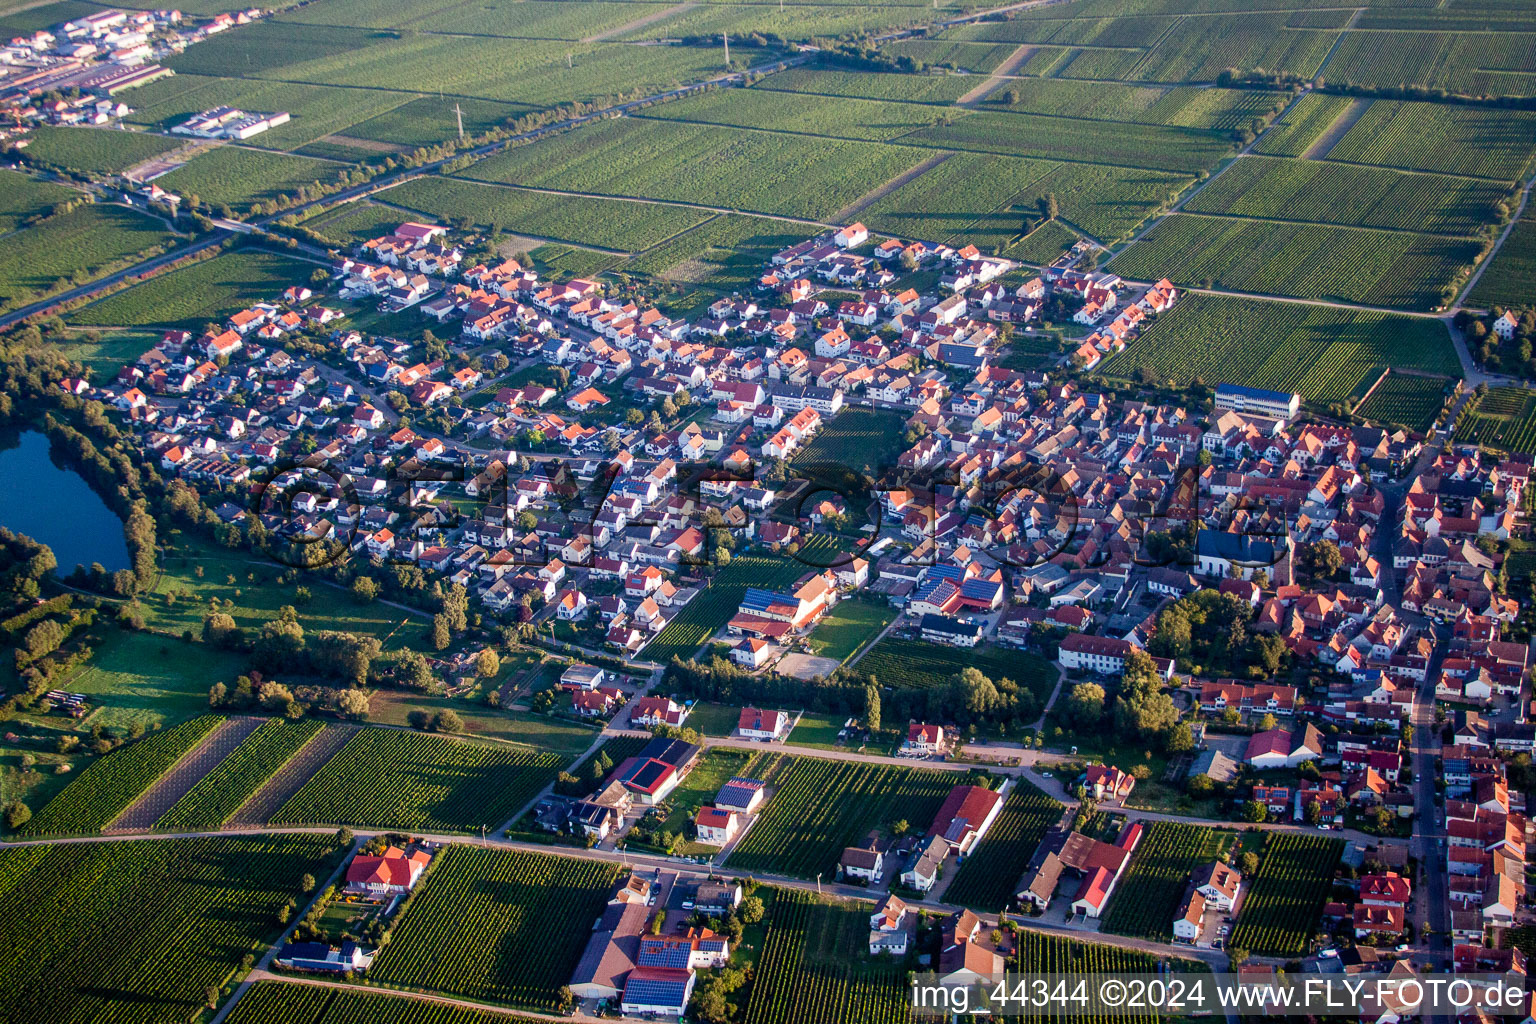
<box><xmin>859</xmin><ymin>151</ymin><xmax>1055</xmax><ymax>249</ymax></box>
<box><xmin>156</xmin><ymin>717</ymin><xmax>324</xmax><ymax>830</ymax></box>
<box><xmin>744</xmin><ymin>890</ymin><xmax>915</xmax><ymax>1024</ymax></box>
<box><xmin>1323</xmin><ymin>30</ymin><xmax>1536</xmax><ymax>98</ymax></box>
<box><xmin>791</xmin><ymin>408</ymin><xmax>909</xmax><ymax>474</ymax></box>
<box><xmin>752</xmin><ymin>67</ymin><xmax>974</xmax><ymax>106</ymax></box>
<box><xmin>0</xmin><ymin>171</ymin><xmax>76</xmax><ymax>233</ymax></box>
<box><xmin>70</xmin><ymin>250</ymin><xmax>316</xmax><ymax>329</ymax></box>
<box><xmin>1326</xmin><ymin>100</ymin><xmax>1536</xmax><ymax>181</ymax></box>
<box><xmin>22</xmin><ymin>715</ymin><xmax>222</xmax><ymax>835</ymax></box>
<box><xmin>0</xmin><ymin>835</ymin><xmax>335</xmax><ymax>1024</ymax></box>
<box><xmin>155</xmin><ymin>145</ymin><xmax>344</xmax><ymax>214</ymax></box>
<box><xmin>943</xmin><ymin>781</ymin><xmax>1065</xmax><ymax>911</ymax></box>
<box><xmin>461</xmin><ymin>116</ymin><xmax>925</xmax><ymax>222</ymax></box>
<box><xmin>1109</xmin><ymin>212</ymin><xmax>1481</xmax><ymax>310</ymax></box>
<box><xmin>625</xmin><ymin>213</ymin><xmax>808</xmax><ymax>289</ymax></box>
<box><xmin>270</xmin><ymin>727</ymin><xmax>562</xmax><ymax>832</ymax></box>
<box><xmin>642</xmin><ymin>535</ymin><xmax>841</xmax><ymax>664</ymax></box>
<box><xmin>389</xmin><ymin>175</ymin><xmax>711</xmax><ymax>253</ymax></box>
<box><xmin>643</xmin><ymin>87</ymin><xmax>954</xmax><ymax>143</ymax></box>
<box><xmin>1253</xmin><ymin>93</ymin><xmax>1355</xmax><ymax>157</ymax></box>
<box><xmin>20</xmin><ymin>125</ymin><xmax>182</xmax><ymax>174</ymax></box>
<box><xmin>0</xmin><ymin>203</ymin><xmax>178</xmax><ymax>313</ymax></box>
<box><xmin>1185</xmin><ymin>156</ymin><xmax>1506</xmax><ymax>236</ymax></box>
<box><xmin>1455</xmin><ymin>387</ymin><xmax>1536</xmax><ymax>455</ymax></box>
<box><xmin>881</xmin><ymin>38</ymin><xmax>1021</xmax><ymax>72</ymax></box>
<box><xmin>370</xmin><ymin>846</ymin><xmax>618</xmax><ymax>1008</ymax></box>
<box><xmin>1354</xmin><ymin>373</ymin><xmax>1450</xmax><ymax>431</ymax></box>
<box><xmin>1099</xmin><ymin>822</ymin><xmax>1231</xmax><ymax>940</ymax></box>
<box><xmin>1099</xmin><ymin>294</ymin><xmax>1458</xmax><ymax>405</ymax></box>
<box><xmin>909</xmin><ymin>109</ymin><xmax>1235</xmax><ymax>173</ymax></box>
<box><xmin>1468</xmin><ymin>213</ymin><xmax>1536</xmax><ymax>310</ymax></box>
<box><xmin>1014</xmin><ymin>932</ymin><xmax>1180</xmax><ymax>1024</ymax></box>
<box><xmin>1229</xmin><ymin>832</ymin><xmax>1342</xmax><ymax>956</ymax></box>
<box><xmin>227</xmin><ymin>982</ymin><xmax>552</xmax><ymax>1024</ymax></box>
<box><xmin>1127</xmin><ymin>15</ymin><xmax>1338</xmax><ymax>83</ymax></box>
<box><xmin>726</xmin><ymin>753</ymin><xmax>953</xmax><ymax>878</ymax></box>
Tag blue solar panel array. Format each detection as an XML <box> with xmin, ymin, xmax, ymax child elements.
<box><xmin>637</xmin><ymin>940</ymin><xmax>693</xmax><ymax>970</ymax></box>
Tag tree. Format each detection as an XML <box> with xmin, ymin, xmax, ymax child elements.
<box><xmin>208</xmin><ymin>681</ymin><xmax>227</xmax><ymax>707</ymax></box>
<box><xmin>1304</xmin><ymin>798</ymin><xmax>1323</xmax><ymax>825</ymax></box>
<box><xmin>1242</xmin><ymin>800</ymin><xmax>1268</xmax><ymax>823</ymax></box>
<box><xmin>864</xmin><ymin>682</ymin><xmax>882</xmax><ymax>734</ymax></box>
<box><xmin>352</xmin><ymin>576</ymin><xmax>379</xmax><ymax>603</ymax></box>
<box><xmin>1064</xmin><ymin>682</ymin><xmax>1105</xmax><ymax>730</ymax></box>
<box><xmin>432</xmin><ymin>709</ymin><xmax>465</xmax><ymax>733</ymax></box>
<box><xmin>1112</xmin><ymin>650</ymin><xmax>1179</xmax><ymax>742</ymax></box>
<box><xmin>300</xmin><ymin>873</ymin><xmax>316</xmax><ymax>893</ymax></box>
<box><xmin>476</xmin><ymin>649</ymin><xmax>501</xmax><ymax>678</ymax></box>
<box><xmin>1187</xmin><ymin>773</ymin><xmax>1214</xmax><ymax>797</ymax></box>
<box><xmin>1239</xmin><ymin>851</ymin><xmax>1259</xmax><ymax>875</ymax></box>
<box><xmin>3</xmin><ymin>801</ymin><xmax>31</xmax><ymax>831</ymax></box>
<box><xmin>432</xmin><ymin>614</ymin><xmax>452</xmax><ymax>650</ymax></box>
<box><xmin>741</xmin><ymin>895</ymin><xmax>765</xmax><ymax>923</ymax></box>
<box><xmin>336</xmin><ymin>688</ymin><xmax>371</xmax><ymax>720</ymax></box>
<box><xmin>1257</xmin><ymin>712</ymin><xmax>1278</xmax><ymax>732</ymax></box>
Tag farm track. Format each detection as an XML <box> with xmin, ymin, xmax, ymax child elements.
<box><xmin>956</xmin><ymin>43</ymin><xmax>1038</xmax><ymax>106</ymax></box>
<box><xmin>828</xmin><ymin>150</ymin><xmax>954</xmax><ymax>224</ymax></box>
<box><xmin>108</xmin><ymin>716</ymin><xmax>265</xmax><ymax>831</ymax></box>
<box><xmin>1300</xmin><ymin>96</ymin><xmax>1372</xmax><ymax>160</ymax></box>
<box><xmin>227</xmin><ymin>724</ymin><xmax>357</xmax><ymax>827</ymax></box>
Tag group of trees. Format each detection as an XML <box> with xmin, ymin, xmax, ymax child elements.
<box><xmin>1459</xmin><ymin>308</ymin><xmax>1536</xmax><ymax>375</ymax></box>
<box><xmin>209</xmin><ymin>672</ymin><xmax>371</xmax><ymax>721</ymax></box>
<box><xmin>1060</xmin><ymin>649</ymin><xmax>1191</xmax><ymax>752</ymax></box>
<box><xmin>1148</xmin><ymin>589</ymin><xmax>1288</xmax><ymax>678</ymax></box>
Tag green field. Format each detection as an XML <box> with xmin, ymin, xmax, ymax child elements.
<box><xmin>460</xmin><ymin>116</ymin><xmax>925</xmax><ymax>221</ymax></box>
<box><xmin>807</xmin><ymin>600</ymin><xmax>896</xmax><ymax>663</ymax></box>
<box><xmin>1252</xmin><ymin>93</ymin><xmax>1355</xmax><ymax>157</ymax></box>
<box><xmin>857</xmin><ymin>635</ymin><xmax>1057</xmax><ymax>702</ymax></box>
<box><xmin>0</xmin><ymin>203</ymin><xmax>177</xmax><ymax>312</ymax></box>
<box><xmin>155</xmin><ymin>145</ymin><xmax>344</xmax><ymax>213</ymax></box>
<box><xmin>21</xmin><ymin>715</ymin><xmax>222</xmax><ymax>835</ymax></box>
<box><xmin>1108</xmin><ymin>212</ymin><xmax>1481</xmax><ymax>310</ymax></box>
<box><xmin>753</xmin><ymin>67</ymin><xmax>975</xmax><ymax>105</ymax></box>
<box><xmin>1229</xmin><ymin>832</ymin><xmax>1343</xmax><ymax>956</ymax></box>
<box><xmin>1184</xmin><ymin>156</ymin><xmax>1507</xmax><ymax>236</ymax></box>
<box><xmin>269</xmin><ymin>727</ymin><xmax>563</xmax><ymax>832</ymax></box>
<box><xmin>624</xmin><ymin>213</ymin><xmax>808</xmax><ymax>291</ymax></box>
<box><xmin>1456</xmin><ymin>386</ymin><xmax>1536</xmax><ymax>455</ymax></box>
<box><xmin>857</xmin><ymin>151</ymin><xmax>1057</xmax><ymax>249</ymax></box>
<box><xmin>384</xmin><ymin>175</ymin><xmax>710</xmax><ymax>252</ymax></box>
<box><xmin>908</xmin><ymin>109</ymin><xmax>1235</xmax><ymax>173</ymax></box>
<box><xmin>1100</xmin><ymin>822</ymin><xmax>1233</xmax><ymax>940</ymax></box>
<box><xmin>1468</xmin><ymin>214</ymin><xmax>1536</xmax><ymax>310</ymax></box>
<box><xmin>299</xmin><ymin>200</ymin><xmax>413</xmax><ymax>246</ymax></box>
<box><xmin>1099</xmin><ymin>294</ymin><xmax>1458</xmax><ymax>405</ymax></box>
<box><xmin>1325</xmin><ymin>100</ymin><xmax>1536</xmax><ymax>181</ymax></box>
<box><xmin>155</xmin><ymin>717</ymin><xmax>324</xmax><ymax>830</ymax></box>
<box><xmin>743</xmin><ymin>889</ymin><xmax>917</xmax><ymax>1024</ymax></box>
<box><xmin>639</xmin><ymin>87</ymin><xmax>957</xmax><ymax>143</ymax></box>
<box><xmin>725</xmin><ymin>751</ymin><xmax>955</xmax><ymax>878</ymax></box>
<box><xmin>370</xmin><ymin>845</ymin><xmax>618</xmax><ymax>1009</ymax></box>
<box><xmin>942</xmin><ymin>780</ymin><xmax>1064</xmax><ymax>911</ymax></box>
<box><xmin>69</xmin><ymin>250</ymin><xmax>317</xmax><ymax>328</ymax></box>
<box><xmin>20</xmin><ymin>125</ymin><xmax>183</xmax><ymax>175</ymax></box>
<box><xmin>225</xmin><ymin>982</ymin><xmax>573</xmax><ymax>1023</ymax></box>
<box><xmin>1323</xmin><ymin>30</ymin><xmax>1536</xmax><ymax>98</ymax></box>
<box><xmin>1354</xmin><ymin>372</ymin><xmax>1450</xmax><ymax>431</ymax></box>
<box><xmin>792</xmin><ymin>407</ymin><xmax>908</xmax><ymax>473</ymax></box>
<box><xmin>0</xmin><ymin>835</ymin><xmax>339</xmax><ymax>1024</ymax></box>
<box><xmin>0</xmin><ymin>170</ymin><xmax>78</xmax><ymax>232</ymax></box>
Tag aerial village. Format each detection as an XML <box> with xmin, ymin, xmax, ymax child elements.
<box><xmin>66</xmin><ymin>214</ymin><xmax>1536</xmax><ymax>1015</ymax></box>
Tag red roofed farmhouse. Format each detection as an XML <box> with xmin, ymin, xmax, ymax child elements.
<box><xmin>345</xmin><ymin>846</ymin><xmax>431</xmax><ymax>895</ymax></box>
<box><xmin>927</xmin><ymin>784</ymin><xmax>1004</xmax><ymax>855</ymax></box>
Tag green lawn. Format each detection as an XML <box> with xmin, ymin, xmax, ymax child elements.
<box><xmin>366</xmin><ymin>689</ymin><xmax>597</xmax><ymax>758</ymax></box>
<box><xmin>682</xmin><ymin>701</ymin><xmax>744</xmax><ymax>737</ymax></box>
<box><xmin>51</xmin><ymin>329</ymin><xmax>159</xmax><ymax>384</ymax></box>
<box><xmin>786</xmin><ymin>711</ymin><xmax>851</xmax><ymax>751</ymax></box>
<box><xmin>54</xmin><ymin>628</ymin><xmax>247</xmax><ymax>733</ymax></box>
<box><xmin>806</xmin><ymin>600</ymin><xmax>894</xmax><ymax>663</ymax></box>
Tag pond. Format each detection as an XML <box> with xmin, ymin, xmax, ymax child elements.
<box><xmin>0</xmin><ymin>428</ymin><xmax>130</xmax><ymax>574</ymax></box>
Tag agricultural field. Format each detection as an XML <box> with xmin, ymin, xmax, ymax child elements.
<box><xmin>385</xmin><ymin>175</ymin><xmax>711</xmax><ymax>252</ymax></box>
<box><xmin>908</xmin><ymin>109</ymin><xmax>1235</xmax><ymax>173</ymax></box>
<box><xmin>988</xmin><ymin>80</ymin><xmax>1281</xmax><ymax>131</ymax></box>
<box><xmin>639</xmin><ymin>87</ymin><xmax>956</xmax><ymax>143</ymax></box>
<box><xmin>333</xmin><ymin>96</ymin><xmax>531</xmax><ymax>151</ymax></box>
<box><xmin>370</xmin><ymin>846</ymin><xmax>618</xmax><ymax>1009</ymax></box>
<box><xmin>642</xmin><ymin>535</ymin><xmax>842</xmax><ymax>664</ymax></box>
<box><xmin>1098</xmin><ymin>294</ymin><xmax>1458</xmax><ymax>406</ymax></box>
<box><xmin>226</xmin><ymin>983</ymin><xmax>552</xmax><ymax>1024</ymax></box>
<box><xmin>299</xmin><ymin>201</ymin><xmax>414</xmax><ymax>247</ymax></box>
<box><xmin>1468</xmin><ymin>213</ymin><xmax>1536</xmax><ymax>310</ymax></box>
<box><xmin>68</xmin><ymin>250</ymin><xmax>318</xmax><ymax>329</ymax></box>
<box><xmin>1108</xmin><ymin>213</ymin><xmax>1481</xmax><ymax>310</ymax></box>
<box><xmin>1455</xmin><ymin>387</ymin><xmax>1536</xmax><ymax>455</ymax></box>
<box><xmin>806</xmin><ymin>600</ymin><xmax>897</xmax><ymax>663</ymax></box>
<box><xmin>624</xmin><ymin>213</ymin><xmax>808</xmax><ymax>292</ymax></box>
<box><xmin>942</xmin><ymin>781</ymin><xmax>1065</xmax><ymax>911</ymax></box>
<box><xmin>1325</xmin><ymin>101</ymin><xmax>1536</xmax><ymax>181</ymax></box>
<box><xmin>999</xmin><ymin>161</ymin><xmax>1191</xmax><ymax>242</ymax></box>
<box><xmin>20</xmin><ymin>715</ymin><xmax>222</xmax><ymax>835</ymax></box>
<box><xmin>725</xmin><ymin>752</ymin><xmax>955</xmax><ymax>878</ymax></box>
<box><xmin>1184</xmin><ymin>156</ymin><xmax>1508</xmax><ymax>236</ymax></box>
<box><xmin>0</xmin><ymin>202</ymin><xmax>178</xmax><ymax>312</ymax></box>
<box><xmin>19</xmin><ymin>125</ymin><xmax>183</xmax><ymax>175</ymax></box>
<box><xmin>743</xmin><ymin>889</ymin><xmax>917</xmax><ymax>1024</ymax></box>
<box><xmin>1229</xmin><ymin>832</ymin><xmax>1343</xmax><ymax>956</ymax></box>
<box><xmin>282</xmin><ymin>0</ymin><xmax>672</xmax><ymax>41</ymax></box>
<box><xmin>155</xmin><ymin>717</ymin><xmax>325</xmax><ymax>830</ymax></box>
<box><xmin>460</xmin><ymin>116</ymin><xmax>926</xmax><ymax>222</ymax></box>
<box><xmin>1322</xmin><ymin>30</ymin><xmax>1536</xmax><ymax>98</ymax></box>
<box><xmin>858</xmin><ymin>635</ymin><xmax>1057</xmax><ymax>702</ymax></box>
<box><xmin>1128</xmin><ymin>14</ymin><xmax>1340</xmax><ymax>83</ymax></box>
<box><xmin>792</xmin><ymin>407</ymin><xmax>908</xmax><ymax>473</ymax></box>
<box><xmin>1354</xmin><ymin>372</ymin><xmax>1451</xmax><ymax>431</ymax></box>
<box><xmin>1013</xmin><ymin>931</ymin><xmax>1191</xmax><ymax>1024</ymax></box>
<box><xmin>530</xmin><ymin>243</ymin><xmax>625</xmax><ymax>279</ymax></box>
<box><xmin>857</xmin><ymin>151</ymin><xmax>1057</xmax><ymax>249</ymax></box>
<box><xmin>753</xmin><ymin>67</ymin><xmax>975</xmax><ymax>105</ymax></box>
<box><xmin>1005</xmin><ymin>219</ymin><xmax>1082</xmax><ymax>264</ymax></box>
<box><xmin>153</xmin><ymin>145</ymin><xmax>345</xmax><ymax>213</ymax></box>
<box><xmin>1252</xmin><ymin>92</ymin><xmax>1355</xmax><ymax>157</ymax></box>
<box><xmin>0</xmin><ymin>835</ymin><xmax>339</xmax><ymax>1024</ymax></box>
<box><xmin>0</xmin><ymin>170</ymin><xmax>77</xmax><ymax>232</ymax></box>
<box><xmin>1100</xmin><ymin>822</ymin><xmax>1233</xmax><ymax>940</ymax></box>
<box><xmin>882</xmin><ymin>38</ymin><xmax>1021</xmax><ymax>72</ymax></box>
<box><xmin>269</xmin><ymin>727</ymin><xmax>563</xmax><ymax>832</ymax></box>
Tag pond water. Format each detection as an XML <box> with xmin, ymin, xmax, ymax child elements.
<box><xmin>0</xmin><ymin>428</ymin><xmax>130</xmax><ymax>574</ymax></box>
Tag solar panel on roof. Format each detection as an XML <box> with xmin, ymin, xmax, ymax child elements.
<box><xmin>624</xmin><ymin>976</ymin><xmax>690</xmax><ymax>1005</ymax></box>
<box><xmin>637</xmin><ymin>943</ymin><xmax>693</xmax><ymax>970</ymax></box>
